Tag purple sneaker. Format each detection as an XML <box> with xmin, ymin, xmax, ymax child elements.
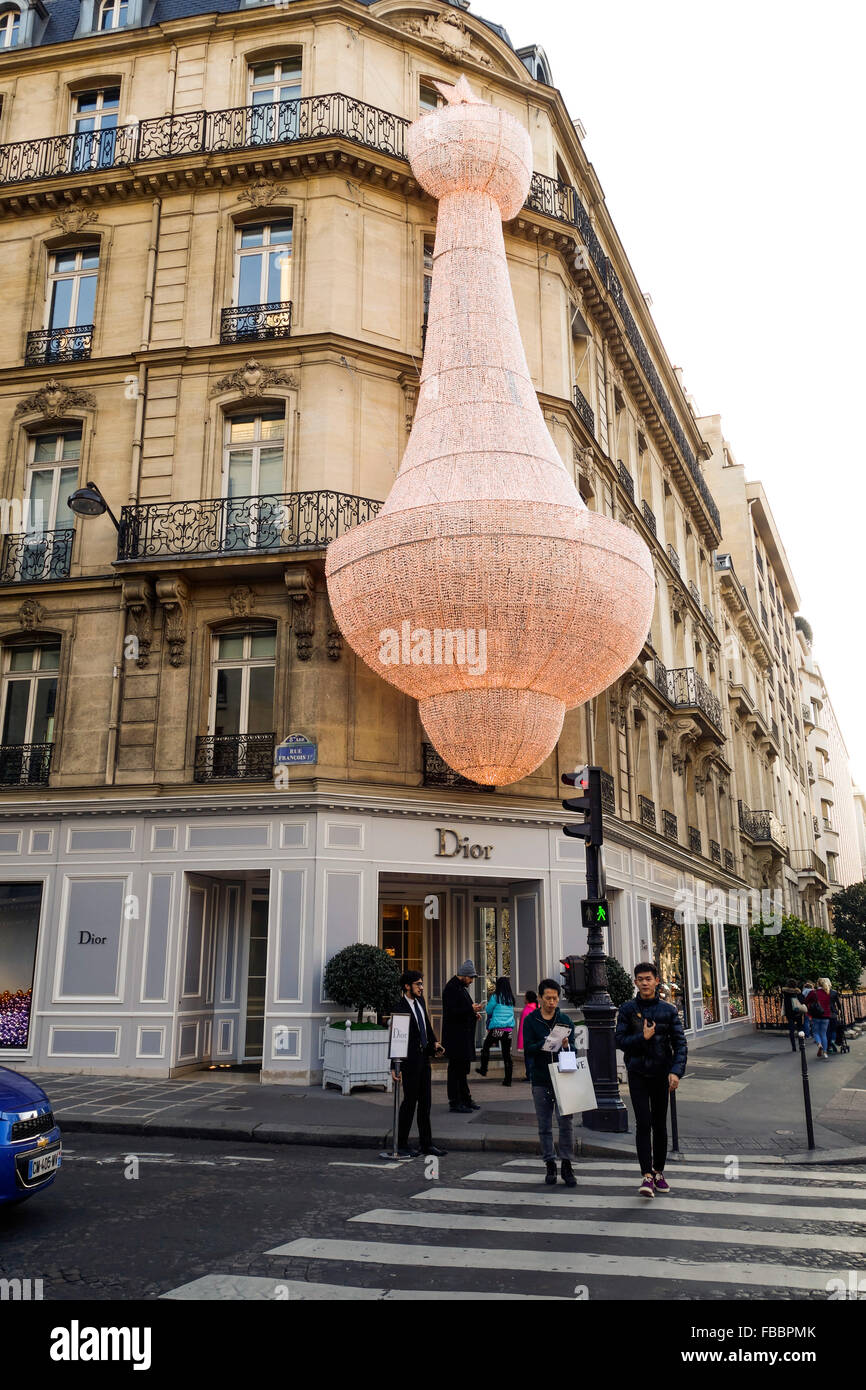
<box><xmin>653</xmin><ymin>1172</ymin><xmax>671</xmax><ymax>1194</ymax></box>
<box><xmin>639</xmin><ymin>1175</ymin><xmax>655</xmax><ymax>1198</ymax></box>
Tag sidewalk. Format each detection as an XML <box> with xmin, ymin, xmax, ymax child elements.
<box><xmin>22</xmin><ymin>1030</ymin><xmax>866</xmax><ymax>1165</ymax></box>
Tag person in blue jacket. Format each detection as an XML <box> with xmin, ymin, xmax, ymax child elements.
<box><xmin>615</xmin><ymin>961</ymin><xmax>687</xmax><ymax>1198</ymax></box>
<box><xmin>476</xmin><ymin>976</ymin><xmax>516</xmax><ymax>1085</ymax></box>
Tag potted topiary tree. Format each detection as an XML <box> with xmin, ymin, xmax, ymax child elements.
<box><xmin>321</xmin><ymin>943</ymin><xmax>402</xmax><ymax>1094</ymax></box>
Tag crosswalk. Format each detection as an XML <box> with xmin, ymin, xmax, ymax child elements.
<box><xmin>162</xmin><ymin>1156</ymin><xmax>866</xmax><ymax>1300</ymax></box>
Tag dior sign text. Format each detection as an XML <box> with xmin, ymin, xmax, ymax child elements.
<box><xmin>435</xmin><ymin>829</ymin><xmax>493</xmax><ymax>860</ymax></box>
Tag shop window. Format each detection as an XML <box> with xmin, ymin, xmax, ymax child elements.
<box><xmin>698</xmin><ymin>922</ymin><xmax>719</xmax><ymax>1024</ymax></box>
<box><xmin>650</xmin><ymin>906</ymin><xmax>689</xmax><ymax>1028</ymax></box>
<box><xmin>379</xmin><ymin>902</ymin><xmax>423</xmax><ymax>977</ymax></box>
<box><xmin>724</xmin><ymin>924</ymin><xmax>746</xmax><ymax>1019</ymax></box>
<box><xmin>0</xmin><ymin>883</ymin><xmax>42</xmax><ymax>1049</ymax></box>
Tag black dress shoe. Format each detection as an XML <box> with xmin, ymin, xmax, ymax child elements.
<box><xmin>545</xmin><ymin>1161</ymin><xmax>558</xmax><ymax>1186</ymax></box>
<box><xmin>395</xmin><ymin>1149</ymin><xmax>417</xmax><ymax>1160</ymax></box>
<box><xmin>423</xmin><ymin>1146</ymin><xmax>448</xmax><ymax>1157</ymax></box>
<box><xmin>450</xmin><ymin>1104</ymin><xmax>472</xmax><ymax>1113</ymax></box>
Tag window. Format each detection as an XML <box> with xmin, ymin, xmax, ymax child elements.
<box><xmin>0</xmin><ymin>883</ymin><xmax>43</xmax><ymax>1048</ymax></box>
<box><xmin>97</xmin><ymin>0</ymin><xmax>128</xmax><ymax>28</ymax></box>
<box><xmin>71</xmin><ymin>87</ymin><xmax>120</xmax><ymax>171</ymax></box>
<box><xmin>379</xmin><ymin>902</ymin><xmax>423</xmax><ymax>977</ymax></box>
<box><xmin>15</xmin><ymin>429</ymin><xmax>80</xmax><ymax>581</ymax></box>
<box><xmin>1</xmin><ymin>644</ymin><xmax>59</xmax><ymax>754</ymax></box>
<box><xmin>223</xmin><ymin>411</ymin><xmax>285</xmax><ymax>551</ymax></box>
<box><xmin>248</xmin><ymin>58</ymin><xmax>301</xmax><ymax>145</ymax></box>
<box><xmin>0</xmin><ymin>5</ymin><xmax>20</xmax><ymax>48</ymax></box>
<box><xmin>698</xmin><ymin>922</ymin><xmax>719</xmax><ymax>1024</ymax></box>
<box><xmin>234</xmin><ymin>220</ymin><xmax>292</xmax><ymax>310</ymax></box>
<box><xmin>210</xmin><ymin>628</ymin><xmax>276</xmax><ymax>738</ymax></box>
<box><xmin>724</xmin><ymin>925</ymin><xmax>746</xmax><ymax>1020</ymax></box>
<box><xmin>419</xmin><ymin>82</ymin><xmax>443</xmax><ymax>114</ymax></box>
<box><xmin>651</xmin><ymin>906</ymin><xmax>690</xmax><ymax>1029</ymax></box>
<box><xmin>422</xmin><ymin>235</ymin><xmax>434</xmax><ymax>346</ymax></box>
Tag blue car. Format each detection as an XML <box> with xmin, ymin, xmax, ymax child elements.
<box><xmin>0</xmin><ymin>1067</ymin><xmax>62</xmax><ymax>1204</ymax></box>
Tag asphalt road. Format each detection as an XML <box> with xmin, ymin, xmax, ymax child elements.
<box><xmin>2</xmin><ymin>1133</ymin><xmax>866</xmax><ymax>1303</ymax></box>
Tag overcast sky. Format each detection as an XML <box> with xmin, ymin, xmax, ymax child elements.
<box><xmin>479</xmin><ymin>0</ymin><xmax>865</xmax><ymax>785</ymax></box>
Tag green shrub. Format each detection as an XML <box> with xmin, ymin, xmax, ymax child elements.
<box><xmin>605</xmin><ymin>956</ymin><xmax>635</xmax><ymax>1006</ymax></box>
<box><xmin>749</xmin><ymin>915</ymin><xmax>861</xmax><ymax>992</ymax></box>
<box><xmin>323</xmin><ymin>943</ymin><xmax>402</xmax><ymax>1024</ymax></box>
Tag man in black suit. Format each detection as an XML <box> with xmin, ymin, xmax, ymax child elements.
<box><xmin>390</xmin><ymin>970</ymin><xmax>447</xmax><ymax>1160</ymax></box>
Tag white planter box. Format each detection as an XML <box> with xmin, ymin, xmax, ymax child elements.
<box><xmin>322</xmin><ymin>1024</ymin><xmax>393</xmax><ymax>1095</ymax></box>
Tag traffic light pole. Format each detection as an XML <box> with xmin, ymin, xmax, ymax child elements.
<box><xmin>581</xmin><ymin>843</ymin><xmax>629</xmax><ymax>1134</ymax></box>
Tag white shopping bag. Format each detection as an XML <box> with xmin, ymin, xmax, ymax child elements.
<box><xmin>549</xmin><ymin>1055</ymin><xmax>597</xmax><ymax>1116</ymax></box>
<box><xmin>557</xmin><ymin>1050</ymin><xmax>577</xmax><ymax>1071</ymax></box>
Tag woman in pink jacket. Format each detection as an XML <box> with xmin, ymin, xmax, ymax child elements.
<box><xmin>517</xmin><ymin>990</ymin><xmax>538</xmax><ymax>1081</ymax></box>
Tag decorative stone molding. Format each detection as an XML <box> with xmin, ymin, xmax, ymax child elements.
<box><xmin>391</xmin><ymin>9</ymin><xmax>495</xmax><ymax>68</ymax></box>
<box><xmin>228</xmin><ymin>585</ymin><xmax>255</xmax><ymax>619</ymax></box>
<box><xmin>671</xmin><ymin>754</ymin><xmax>685</xmax><ymax>775</ymax></box>
<box><xmin>285</xmin><ymin>565</ymin><xmax>315</xmax><ymax>661</ymax></box>
<box><xmin>670</xmin><ymin>590</ymin><xmax>686</xmax><ymax>625</ymax></box>
<box><xmin>155</xmin><ymin>577</ymin><xmax>190</xmax><ymax>668</ymax></box>
<box><xmin>326</xmin><ymin>597</ymin><xmax>343</xmax><ymax>662</ymax></box>
<box><xmin>14</xmin><ymin>379</ymin><xmax>96</xmax><ymax>419</ymax></box>
<box><xmin>121</xmin><ymin>578</ymin><xmax>155</xmax><ymax>669</ymax></box>
<box><xmin>211</xmin><ymin>359</ymin><xmax>298</xmax><ymax>398</ymax></box>
<box><xmin>17</xmin><ymin>599</ymin><xmax>45</xmax><ymax>631</ymax></box>
<box><xmin>237</xmin><ymin>180</ymin><xmax>288</xmax><ymax>208</ymax></box>
<box><xmin>399</xmin><ymin>373</ymin><xmax>418</xmax><ymax>434</ymax></box>
<box><xmin>694</xmin><ymin>775</ymin><xmax>706</xmax><ymax>797</ymax></box>
<box><xmin>51</xmin><ymin>203</ymin><xmax>98</xmax><ymax>234</ymax></box>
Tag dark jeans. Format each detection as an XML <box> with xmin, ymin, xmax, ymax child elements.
<box><xmin>479</xmin><ymin>1031</ymin><xmax>513</xmax><ymax>1082</ymax></box>
<box><xmin>787</xmin><ymin>1017</ymin><xmax>800</xmax><ymax>1050</ymax></box>
<box><xmin>627</xmin><ymin>1070</ymin><xmax>670</xmax><ymax>1175</ymax></box>
<box><xmin>447</xmin><ymin>1059</ymin><xmax>472</xmax><ymax>1106</ymax></box>
<box><xmin>398</xmin><ymin>1059</ymin><xmax>432</xmax><ymax>1150</ymax></box>
<box><xmin>531</xmin><ymin>1084</ymin><xmax>574</xmax><ymax>1162</ymax></box>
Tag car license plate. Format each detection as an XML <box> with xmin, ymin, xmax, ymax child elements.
<box><xmin>27</xmin><ymin>1149</ymin><xmax>61</xmax><ymax>1181</ymax></box>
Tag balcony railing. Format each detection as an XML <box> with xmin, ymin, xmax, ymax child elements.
<box><xmin>710</xmin><ymin>838</ymin><xmax>721</xmax><ymax>864</ymax></box>
<box><xmin>666</xmin><ymin>667</ymin><xmax>723</xmax><ymax>734</ymax></box>
<box><xmin>117</xmin><ymin>489</ymin><xmax>381</xmax><ymax>561</ymax></box>
<box><xmin>652</xmin><ymin>658</ymin><xmax>670</xmax><ymax>701</ymax></box>
<box><xmin>422</xmin><ymin>742</ymin><xmax>489</xmax><ymax>790</ymax></box>
<box><xmin>638</xmin><ymin>794</ymin><xmax>656</xmax><ymax>830</ymax></box>
<box><xmin>791</xmin><ymin>850</ymin><xmax>827</xmax><ymax>881</ymax></box>
<box><xmin>194</xmin><ymin>732</ymin><xmax>275</xmax><ymax>782</ymax></box>
<box><xmin>663</xmin><ymin>810</ymin><xmax>678</xmax><ymax>842</ymax></box>
<box><xmin>616</xmin><ymin>460</ymin><xmax>635</xmax><ymax>501</ymax></box>
<box><xmin>600</xmin><ymin>770</ymin><xmax>615</xmax><ymax>815</ymax></box>
<box><xmin>25</xmin><ymin>325</ymin><xmax>93</xmax><ymax>364</ymax></box>
<box><xmin>688</xmin><ymin>824</ymin><xmax>701</xmax><ymax>855</ymax></box>
<box><xmin>667</xmin><ymin>543</ymin><xmax>680</xmax><ymax>573</ymax></box>
<box><xmin>723</xmin><ymin>848</ymin><xmax>733</xmax><ymax>871</ymax></box>
<box><xmin>738</xmin><ymin>801</ymin><xmax>788</xmax><ymax>851</ymax></box>
<box><xmin>572</xmin><ymin>383</ymin><xmax>595</xmax><ymax>434</ymax></box>
<box><xmin>770</xmin><ymin>718</ymin><xmax>780</xmax><ymax>743</ymax></box>
<box><xmin>759</xmin><ymin>602</ymin><xmax>768</xmax><ymax>629</ymax></box>
<box><xmin>641</xmin><ymin>500</ymin><xmax>656</xmax><ymax>535</ymax></box>
<box><xmin>0</xmin><ymin>528</ymin><xmax>73</xmax><ymax>583</ymax></box>
<box><xmin>703</xmin><ymin>603</ymin><xmax>714</xmax><ymax>628</ymax></box>
<box><xmin>220</xmin><ymin>301</ymin><xmax>292</xmax><ymax>344</ymax></box>
<box><xmin>0</xmin><ymin>743</ymin><xmax>53</xmax><ymax>786</ymax></box>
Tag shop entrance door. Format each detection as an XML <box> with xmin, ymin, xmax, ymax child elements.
<box><xmin>241</xmin><ymin>890</ymin><xmax>269</xmax><ymax>1063</ymax></box>
<box><xmin>473</xmin><ymin>896</ymin><xmax>511</xmax><ymax>1005</ymax></box>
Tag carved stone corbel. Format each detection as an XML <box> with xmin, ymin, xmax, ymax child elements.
<box><xmin>155</xmin><ymin>577</ymin><xmax>190</xmax><ymax>669</ymax></box>
<box><xmin>122</xmin><ymin>578</ymin><xmax>155</xmax><ymax>668</ymax></box>
<box><xmin>694</xmin><ymin>775</ymin><xmax>706</xmax><ymax>797</ymax></box>
<box><xmin>672</xmin><ymin>754</ymin><xmax>685</xmax><ymax>776</ymax></box>
<box><xmin>228</xmin><ymin>585</ymin><xmax>255</xmax><ymax>619</ymax></box>
<box><xmin>285</xmin><ymin>565</ymin><xmax>315</xmax><ymax>661</ymax></box>
<box><xmin>325</xmin><ymin>596</ymin><xmax>343</xmax><ymax>662</ymax></box>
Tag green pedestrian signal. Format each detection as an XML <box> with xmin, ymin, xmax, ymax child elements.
<box><xmin>596</xmin><ymin>905</ymin><xmax>606</xmax><ymax>923</ymax></box>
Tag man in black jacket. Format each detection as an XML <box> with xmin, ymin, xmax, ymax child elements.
<box><xmin>614</xmin><ymin>961</ymin><xmax>687</xmax><ymax>1198</ymax></box>
<box><xmin>441</xmin><ymin>960</ymin><xmax>483</xmax><ymax>1113</ymax></box>
<box><xmin>390</xmin><ymin>970</ymin><xmax>447</xmax><ymax>1160</ymax></box>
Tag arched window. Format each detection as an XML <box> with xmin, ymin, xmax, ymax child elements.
<box><xmin>70</xmin><ymin>86</ymin><xmax>120</xmax><ymax>172</ymax></box>
<box><xmin>0</xmin><ymin>640</ymin><xmax>60</xmax><ymax>785</ymax></box>
<box><xmin>98</xmin><ymin>0</ymin><xmax>128</xmax><ymax>30</ymax></box>
<box><xmin>223</xmin><ymin>410</ymin><xmax>286</xmax><ymax>553</ymax></box>
<box><xmin>196</xmin><ymin>624</ymin><xmax>276</xmax><ymax>781</ymax></box>
<box><xmin>0</xmin><ymin>5</ymin><xmax>20</xmax><ymax>48</ymax></box>
<box><xmin>247</xmin><ymin>57</ymin><xmax>301</xmax><ymax>145</ymax></box>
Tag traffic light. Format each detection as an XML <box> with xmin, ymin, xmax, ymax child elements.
<box><xmin>560</xmin><ymin>954</ymin><xmax>586</xmax><ymax>1005</ymax></box>
<box><xmin>562</xmin><ymin>765</ymin><xmax>604</xmax><ymax>847</ymax></box>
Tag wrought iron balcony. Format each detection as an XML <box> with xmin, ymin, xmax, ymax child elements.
<box><xmin>526</xmin><ymin>171</ymin><xmax>575</xmax><ymax>224</ymax></box>
<box><xmin>0</xmin><ymin>743</ymin><xmax>53</xmax><ymax>785</ymax></box>
<box><xmin>689</xmin><ymin>580</ymin><xmax>701</xmax><ymax>605</ymax></box>
<box><xmin>0</xmin><ymin>528</ymin><xmax>73</xmax><ymax>583</ymax></box>
<box><xmin>25</xmin><ymin>325</ymin><xmax>93</xmax><ymax>364</ymax></box>
<box><xmin>616</xmin><ymin>460</ymin><xmax>635</xmax><ymax>501</ymax></box>
<box><xmin>791</xmin><ymin>850</ymin><xmax>828</xmax><ymax>883</ymax></box>
<box><xmin>652</xmin><ymin>658</ymin><xmax>671</xmax><ymax>702</ymax></box>
<box><xmin>708</xmin><ymin>838</ymin><xmax>720</xmax><ymax>864</ymax></box>
<box><xmin>738</xmin><ymin>801</ymin><xmax>788</xmax><ymax>852</ymax></box>
<box><xmin>667</xmin><ymin>543</ymin><xmax>680</xmax><ymax>573</ymax></box>
<box><xmin>641</xmin><ymin>500</ymin><xmax>656</xmax><ymax>535</ymax></box>
<box><xmin>194</xmin><ymin>732</ymin><xmax>275</xmax><ymax>782</ymax></box>
<box><xmin>572</xmin><ymin>384</ymin><xmax>595</xmax><ymax>434</ymax></box>
<box><xmin>117</xmin><ymin>489</ymin><xmax>381</xmax><ymax>562</ymax></box>
<box><xmin>703</xmin><ymin>603</ymin><xmax>714</xmax><ymax>628</ymax></box>
<box><xmin>666</xmin><ymin>667</ymin><xmax>723</xmax><ymax>735</ymax></box>
<box><xmin>770</xmin><ymin>718</ymin><xmax>780</xmax><ymax>744</ymax></box>
<box><xmin>422</xmin><ymin>743</ymin><xmax>489</xmax><ymax>790</ymax></box>
<box><xmin>688</xmin><ymin>824</ymin><xmax>701</xmax><ymax>855</ymax></box>
<box><xmin>220</xmin><ymin>301</ymin><xmax>292</xmax><ymax>344</ymax></box>
<box><xmin>639</xmin><ymin>794</ymin><xmax>656</xmax><ymax>830</ymax></box>
<box><xmin>600</xmin><ymin>770</ymin><xmax>615</xmax><ymax>815</ymax></box>
<box><xmin>663</xmin><ymin>810</ymin><xmax>678</xmax><ymax>842</ymax></box>
<box><xmin>723</xmin><ymin>848</ymin><xmax>734</xmax><ymax>871</ymax></box>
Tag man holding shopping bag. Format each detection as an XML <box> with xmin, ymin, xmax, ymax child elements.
<box><xmin>523</xmin><ymin>979</ymin><xmax>577</xmax><ymax>1188</ymax></box>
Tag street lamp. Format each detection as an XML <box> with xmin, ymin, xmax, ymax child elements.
<box><xmin>67</xmin><ymin>481</ymin><xmax>120</xmax><ymax>531</ymax></box>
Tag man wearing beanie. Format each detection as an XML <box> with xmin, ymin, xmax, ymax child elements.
<box><xmin>390</xmin><ymin>970</ymin><xmax>446</xmax><ymax>1159</ymax></box>
<box><xmin>442</xmin><ymin>960</ymin><xmax>483</xmax><ymax>1113</ymax></box>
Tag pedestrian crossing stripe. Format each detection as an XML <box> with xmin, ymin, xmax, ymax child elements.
<box><xmin>267</xmin><ymin>1237</ymin><xmax>851</xmax><ymax>1292</ymax></box>
<box><xmin>463</xmin><ymin>1169</ymin><xmax>866</xmax><ymax>1203</ymax></box>
<box><xmin>412</xmin><ymin>1184</ymin><xmax>866</xmax><ymax>1227</ymax></box>
<box><xmin>349</xmin><ymin>1207</ymin><xmax>866</xmax><ymax>1257</ymax></box>
<box><xmin>161</xmin><ymin>1275</ymin><xmax>565</xmax><ymax>1301</ymax></box>
<box><xmin>504</xmin><ymin>1159</ymin><xmax>866</xmax><ymax>1184</ymax></box>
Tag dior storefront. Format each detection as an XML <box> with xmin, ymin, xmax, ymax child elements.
<box><xmin>0</xmin><ymin>794</ymin><xmax>754</xmax><ymax>1082</ymax></box>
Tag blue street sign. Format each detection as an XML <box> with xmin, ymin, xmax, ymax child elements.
<box><xmin>275</xmin><ymin>734</ymin><xmax>317</xmax><ymax>765</ymax></box>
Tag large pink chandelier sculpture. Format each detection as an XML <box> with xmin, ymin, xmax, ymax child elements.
<box><xmin>326</xmin><ymin>77</ymin><xmax>655</xmax><ymax>785</ymax></box>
